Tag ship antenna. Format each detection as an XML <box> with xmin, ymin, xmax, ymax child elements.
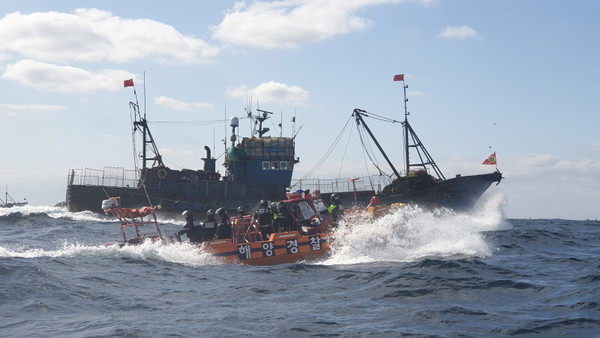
<box><xmin>292</xmin><ymin>109</ymin><xmax>297</xmax><ymax>139</ymax></box>
<box><xmin>404</xmin><ymin>82</ymin><xmax>409</xmax><ymax>176</ymax></box>
<box><xmin>395</xmin><ymin>74</ymin><xmax>446</xmax><ymax>181</ymax></box>
<box><xmin>397</xmin><ymin>74</ymin><xmax>410</xmax><ymax>176</ymax></box>
<box><xmin>143</xmin><ymin>71</ymin><xmax>147</xmax><ymax>119</ymax></box>
<box><xmin>130</xmin><ymin>80</ymin><xmax>141</xmax><ymax>172</ymax></box>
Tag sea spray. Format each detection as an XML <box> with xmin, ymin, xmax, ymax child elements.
<box><xmin>325</xmin><ymin>194</ymin><xmax>510</xmax><ymax>265</ymax></box>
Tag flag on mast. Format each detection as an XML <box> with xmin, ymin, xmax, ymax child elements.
<box><xmin>393</xmin><ymin>74</ymin><xmax>404</xmax><ymax>81</ymax></box>
<box><xmin>482</xmin><ymin>152</ymin><xmax>497</xmax><ymax>165</ymax></box>
<box><xmin>124</xmin><ymin>79</ymin><xmax>134</xmax><ymax>87</ymax></box>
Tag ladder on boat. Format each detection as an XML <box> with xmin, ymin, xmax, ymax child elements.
<box><xmin>106</xmin><ymin>207</ymin><xmax>163</xmax><ymax>245</ymax></box>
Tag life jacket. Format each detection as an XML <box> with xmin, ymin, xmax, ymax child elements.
<box><xmin>369</xmin><ymin>196</ymin><xmax>379</xmax><ymax>205</ymax></box>
<box><xmin>256</xmin><ymin>206</ymin><xmax>272</xmax><ymax>225</ymax></box>
<box><xmin>327</xmin><ymin>204</ymin><xmax>338</xmax><ymax>214</ymax></box>
<box><xmin>215</xmin><ymin>219</ymin><xmax>232</xmax><ymax>239</ymax></box>
<box><xmin>187</xmin><ymin>226</ymin><xmax>203</xmax><ymax>242</ymax></box>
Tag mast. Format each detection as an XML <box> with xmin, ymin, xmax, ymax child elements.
<box><xmin>353</xmin><ymin>109</ymin><xmax>401</xmax><ymax>179</ymax></box>
<box><xmin>255</xmin><ymin>108</ymin><xmax>273</xmax><ymax>138</ymax></box>
<box><xmin>398</xmin><ymin>77</ymin><xmax>446</xmax><ymax>181</ymax></box>
<box><xmin>128</xmin><ymin>81</ymin><xmax>163</xmax><ymax>171</ymax></box>
<box><xmin>402</xmin><ymin>81</ymin><xmax>410</xmax><ymax>176</ymax></box>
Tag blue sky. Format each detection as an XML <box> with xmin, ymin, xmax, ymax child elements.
<box><xmin>1</xmin><ymin>0</ymin><xmax>599</xmax><ymax>219</ymax></box>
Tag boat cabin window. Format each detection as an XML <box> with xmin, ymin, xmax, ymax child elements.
<box><xmin>262</xmin><ymin>161</ymin><xmax>289</xmax><ymax>171</ymax></box>
<box><xmin>312</xmin><ymin>198</ymin><xmax>328</xmax><ymax>214</ymax></box>
<box><xmin>293</xmin><ymin>201</ymin><xmax>318</xmax><ymax>220</ymax></box>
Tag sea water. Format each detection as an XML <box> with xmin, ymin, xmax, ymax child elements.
<box><xmin>1</xmin><ymin>194</ymin><xmax>598</xmax><ymax>337</ymax></box>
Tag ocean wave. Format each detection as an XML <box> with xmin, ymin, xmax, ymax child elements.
<box><xmin>0</xmin><ymin>204</ymin><xmax>115</xmax><ymax>223</ymax></box>
<box><xmin>0</xmin><ymin>240</ymin><xmax>221</xmax><ymax>266</ymax></box>
<box><xmin>510</xmin><ymin>317</ymin><xmax>600</xmax><ymax>336</ymax></box>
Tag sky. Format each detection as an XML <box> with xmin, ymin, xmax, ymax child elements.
<box><xmin>1</xmin><ymin>0</ymin><xmax>599</xmax><ymax>220</ymax></box>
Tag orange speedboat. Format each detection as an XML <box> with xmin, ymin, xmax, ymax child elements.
<box><xmin>200</xmin><ymin>191</ymin><xmax>334</xmax><ymax>266</ymax></box>
<box><xmin>201</xmin><ymin>231</ymin><xmax>332</xmax><ymax>266</ymax></box>
<box><xmin>102</xmin><ymin>191</ymin><xmax>335</xmax><ymax>265</ymax></box>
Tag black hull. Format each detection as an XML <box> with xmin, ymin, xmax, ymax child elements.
<box><xmin>66</xmin><ymin>183</ymin><xmax>288</xmax><ymax>214</ymax></box>
<box><xmin>377</xmin><ymin>171</ymin><xmax>502</xmax><ymax>211</ymax></box>
<box><xmin>67</xmin><ymin>171</ymin><xmax>501</xmax><ymax>214</ymax></box>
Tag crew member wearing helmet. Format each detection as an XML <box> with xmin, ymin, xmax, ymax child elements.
<box><xmin>276</xmin><ymin>201</ymin><xmax>294</xmax><ymax>232</ymax></box>
<box><xmin>214</xmin><ymin>208</ymin><xmax>232</xmax><ymax>239</ymax></box>
<box><xmin>270</xmin><ymin>201</ymin><xmax>280</xmax><ymax>232</ymax></box>
<box><xmin>255</xmin><ymin>199</ymin><xmax>273</xmax><ymax>240</ymax></box>
<box><xmin>234</xmin><ymin>206</ymin><xmax>248</xmax><ymax>226</ymax></box>
<box><xmin>237</xmin><ymin>206</ymin><xmax>247</xmax><ymax>216</ymax></box>
<box><xmin>202</xmin><ymin>209</ymin><xmax>217</xmax><ymax>240</ymax></box>
<box><xmin>176</xmin><ymin>210</ymin><xmax>203</xmax><ymax>243</ymax></box>
<box><xmin>327</xmin><ymin>193</ymin><xmax>342</xmax><ymax>222</ymax></box>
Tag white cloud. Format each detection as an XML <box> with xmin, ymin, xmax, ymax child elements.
<box><xmin>0</xmin><ymin>103</ymin><xmax>66</xmax><ymax>112</ymax></box>
<box><xmin>99</xmin><ymin>134</ymin><xmax>129</xmax><ymax>142</ymax></box>
<box><xmin>212</xmin><ymin>0</ymin><xmax>426</xmax><ymax>49</ymax></box>
<box><xmin>503</xmin><ymin>153</ymin><xmax>600</xmax><ymax>179</ymax></box>
<box><xmin>0</xmin><ymin>8</ymin><xmax>220</xmax><ymax>64</ymax></box>
<box><xmin>439</xmin><ymin>25</ymin><xmax>478</xmax><ymax>39</ymax></box>
<box><xmin>158</xmin><ymin>148</ymin><xmax>195</xmax><ymax>156</ymax></box>
<box><xmin>154</xmin><ymin>96</ymin><xmax>214</xmax><ymax>111</ymax></box>
<box><xmin>576</xmin><ymin>142</ymin><xmax>600</xmax><ymax>155</ymax></box>
<box><xmin>522</xmin><ymin>153</ymin><xmax>561</xmax><ymax>168</ymax></box>
<box><xmin>499</xmin><ymin>153</ymin><xmax>600</xmax><ymax>219</ymax></box>
<box><xmin>225</xmin><ymin>81</ymin><xmax>309</xmax><ymax>105</ymax></box>
<box><xmin>2</xmin><ymin>59</ymin><xmax>134</xmax><ymax>93</ymax></box>
<box><xmin>407</xmin><ymin>90</ymin><xmax>425</xmax><ymax>97</ymax></box>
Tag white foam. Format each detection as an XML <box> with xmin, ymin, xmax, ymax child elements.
<box><xmin>0</xmin><ymin>204</ymin><xmax>116</xmax><ymax>222</ymax></box>
<box><xmin>323</xmin><ymin>192</ymin><xmax>511</xmax><ymax>265</ymax></box>
<box><xmin>0</xmin><ymin>240</ymin><xmax>221</xmax><ymax>266</ymax></box>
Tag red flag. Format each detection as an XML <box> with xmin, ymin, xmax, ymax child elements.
<box><xmin>123</xmin><ymin>79</ymin><xmax>134</xmax><ymax>87</ymax></box>
<box><xmin>482</xmin><ymin>152</ymin><xmax>497</xmax><ymax>165</ymax></box>
<box><xmin>393</xmin><ymin>74</ymin><xmax>404</xmax><ymax>81</ymax></box>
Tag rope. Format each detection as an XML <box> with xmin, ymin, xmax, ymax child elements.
<box><xmin>298</xmin><ymin>115</ymin><xmax>354</xmax><ymax>179</ymax></box>
<box><xmin>336</xmin><ymin>123</ymin><xmax>355</xmax><ymax>178</ymax></box>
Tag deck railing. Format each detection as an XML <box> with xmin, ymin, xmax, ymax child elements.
<box><xmin>68</xmin><ymin>167</ymin><xmax>139</xmax><ymax>188</ymax></box>
<box><xmin>290</xmin><ymin>175</ymin><xmax>392</xmax><ymax>194</ymax></box>
<box><xmin>68</xmin><ymin>167</ymin><xmax>393</xmax><ymax>195</ymax></box>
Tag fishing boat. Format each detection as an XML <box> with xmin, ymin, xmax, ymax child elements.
<box><xmin>102</xmin><ymin>191</ymin><xmax>334</xmax><ymax>265</ymax></box>
<box><xmin>67</xmin><ymin>80</ymin><xmax>298</xmax><ymax>215</ymax></box>
<box><xmin>0</xmin><ymin>186</ymin><xmax>28</xmax><ymax>208</ymax></box>
<box><xmin>295</xmin><ymin>75</ymin><xmax>502</xmax><ymax>212</ymax></box>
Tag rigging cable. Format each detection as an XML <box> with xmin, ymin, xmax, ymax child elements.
<box><xmin>129</xmin><ymin>103</ymin><xmax>140</xmax><ymax>176</ymax></box>
<box><xmin>336</xmin><ymin>122</ymin><xmax>356</xmax><ymax>179</ymax></box>
<box><xmin>148</xmin><ymin>116</ymin><xmax>250</xmax><ymax>127</ymax></box>
<box><xmin>356</xmin><ymin>119</ymin><xmax>389</xmax><ymax>178</ymax></box>
<box><xmin>298</xmin><ymin>115</ymin><xmax>354</xmax><ymax>180</ymax></box>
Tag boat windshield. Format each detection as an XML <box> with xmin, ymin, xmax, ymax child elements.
<box><xmin>291</xmin><ymin>201</ymin><xmax>317</xmax><ymax>220</ymax></box>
